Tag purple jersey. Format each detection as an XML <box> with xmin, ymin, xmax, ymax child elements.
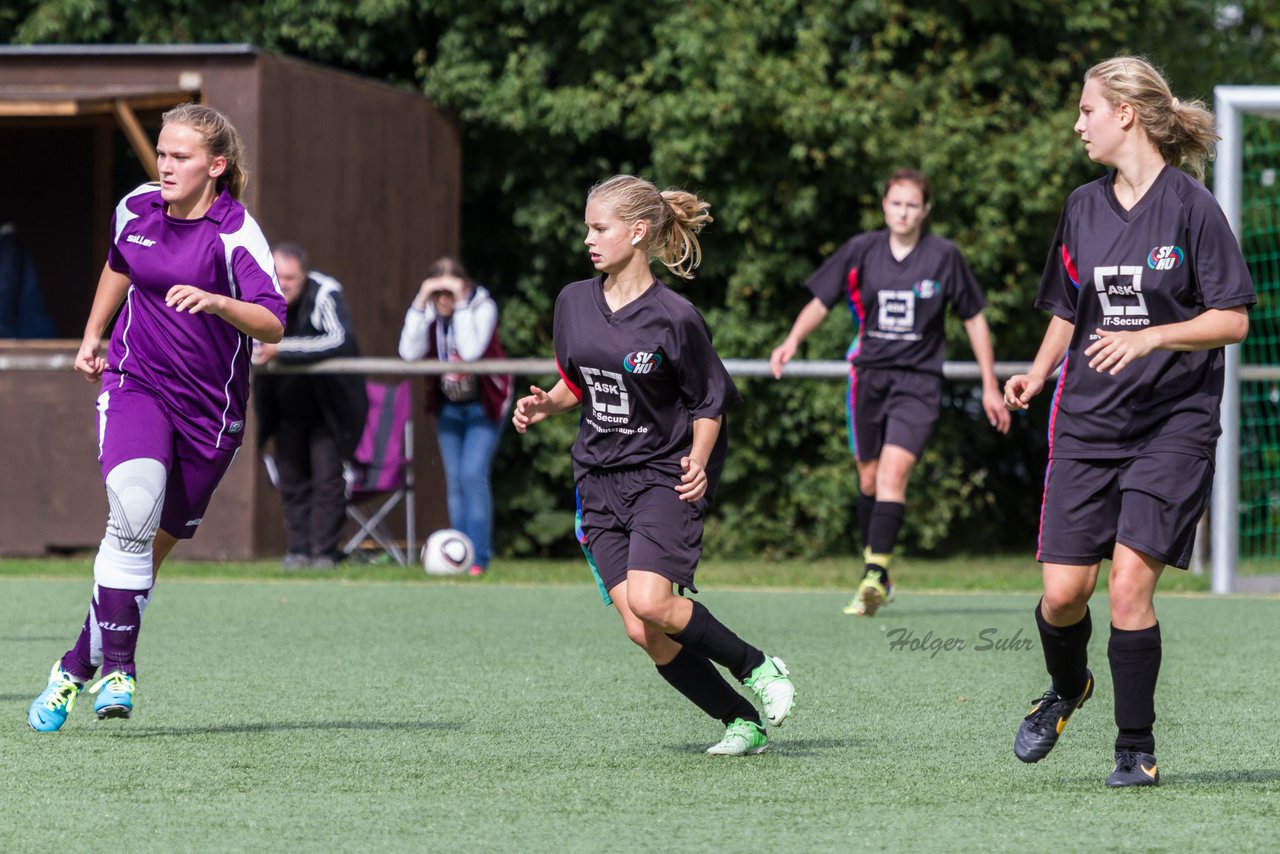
<box><xmin>807</xmin><ymin>231</ymin><xmax>986</xmax><ymax>376</ymax></box>
<box><xmin>105</xmin><ymin>183</ymin><xmax>285</xmax><ymax>449</ymax></box>
<box><xmin>552</xmin><ymin>276</ymin><xmax>741</xmax><ymax>484</ymax></box>
<box><xmin>1037</xmin><ymin>166</ymin><xmax>1256</xmax><ymax>459</ymax></box>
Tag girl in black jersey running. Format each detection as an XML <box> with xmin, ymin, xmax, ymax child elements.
<box><xmin>1004</xmin><ymin>56</ymin><xmax>1254</xmax><ymax>787</ymax></box>
<box><xmin>771</xmin><ymin>169</ymin><xmax>1010</xmax><ymax>616</ymax></box>
<box><xmin>513</xmin><ymin>175</ymin><xmax>795</xmax><ymax>756</ymax></box>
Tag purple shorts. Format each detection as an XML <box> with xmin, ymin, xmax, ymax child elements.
<box><xmin>96</xmin><ymin>381</ymin><xmax>239</xmax><ymax>540</ymax></box>
<box><xmin>1037</xmin><ymin>451</ymin><xmax>1214</xmax><ymax>570</ymax></box>
<box><xmin>577</xmin><ymin>467</ymin><xmax>704</xmax><ymax>595</ymax></box>
<box><xmin>848</xmin><ymin>367</ymin><xmax>942</xmax><ymax>461</ymax></box>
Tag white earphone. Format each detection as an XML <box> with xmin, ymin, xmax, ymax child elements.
<box><xmin>630</xmin><ymin>236</ymin><xmax>641</xmax><ymax>246</ymax></box>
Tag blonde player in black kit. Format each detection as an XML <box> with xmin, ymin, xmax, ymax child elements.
<box><xmin>771</xmin><ymin>169</ymin><xmax>1010</xmax><ymax>617</ymax></box>
<box><xmin>513</xmin><ymin>174</ymin><xmax>796</xmax><ymax>756</ymax></box>
<box><xmin>1005</xmin><ymin>57</ymin><xmax>1254</xmax><ymax>787</ymax></box>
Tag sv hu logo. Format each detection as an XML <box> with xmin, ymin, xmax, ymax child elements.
<box><xmin>1147</xmin><ymin>245</ymin><xmax>1184</xmax><ymax>271</ymax></box>
<box><xmin>624</xmin><ymin>351</ymin><xmax>663</xmax><ymax>374</ymax></box>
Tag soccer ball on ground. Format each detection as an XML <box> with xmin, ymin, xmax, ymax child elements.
<box><xmin>422</xmin><ymin>529</ymin><xmax>475</xmax><ymax>576</ymax></box>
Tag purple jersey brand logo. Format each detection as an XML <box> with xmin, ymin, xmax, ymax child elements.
<box><xmin>1147</xmin><ymin>245</ymin><xmax>1184</xmax><ymax>271</ymax></box>
<box><xmin>126</xmin><ymin>234</ymin><xmax>156</xmax><ymax>248</ymax></box>
<box><xmin>623</xmin><ymin>352</ymin><xmax>662</xmax><ymax>375</ymax></box>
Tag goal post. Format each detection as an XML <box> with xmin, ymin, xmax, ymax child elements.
<box><xmin>1212</xmin><ymin>86</ymin><xmax>1280</xmax><ymax>594</ymax></box>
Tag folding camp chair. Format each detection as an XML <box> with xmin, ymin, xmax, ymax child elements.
<box><xmin>343</xmin><ymin>380</ymin><xmax>416</xmax><ymax>564</ymax></box>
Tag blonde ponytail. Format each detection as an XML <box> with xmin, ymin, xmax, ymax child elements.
<box><xmin>162</xmin><ymin>103</ymin><xmax>249</xmax><ymax>198</ymax></box>
<box><xmin>1085</xmin><ymin>57</ymin><xmax>1217</xmax><ymax>179</ymax></box>
<box><xmin>588</xmin><ymin>175</ymin><xmax>713</xmax><ymax>280</ymax></box>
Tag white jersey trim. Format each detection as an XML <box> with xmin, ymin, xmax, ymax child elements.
<box><xmin>112</xmin><ymin>183</ymin><xmax>159</xmax><ymax>246</ymax></box>
<box><xmin>213</xmin><ymin>209</ymin><xmax>276</xmax><ymax>448</ymax></box>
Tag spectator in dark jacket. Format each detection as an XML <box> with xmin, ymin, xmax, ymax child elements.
<box><xmin>254</xmin><ymin>244</ymin><xmax>367</xmax><ymax>569</ymax></box>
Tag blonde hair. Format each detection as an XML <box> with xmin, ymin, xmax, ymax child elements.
<box><xmin>1085</xmin><ymin>56</ymin><xmax>1217</xmax><ymax>179</ymax></box>
<box><xmin>588</xmin><ymin>175</ymin><xmax>712</xmax><ymax>280</ymax></box>
<box><xmin>162</xmin><ymin>103</ymin><xmax>249</xmax><ymax>199</ymax></box>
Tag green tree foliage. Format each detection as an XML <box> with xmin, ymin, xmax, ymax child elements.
<box><xmin>7</xmin><ymin>1</ymin><xmax>1279</xmax><ymax>559</ymax></box>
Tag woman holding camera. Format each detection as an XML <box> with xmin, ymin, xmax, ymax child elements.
<box><xmin>399</xmin><ymin>258</ymin><xmax>512</xmax><ymax>575</ymax></box>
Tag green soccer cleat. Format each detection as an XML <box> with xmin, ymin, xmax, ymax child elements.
<box><xmin>843</xmin><ymin>568</ymin><xmax>893</xmax><ymax>617</ymax></box>
<box><xmin>28</xmin><ymin>661</ymin><xmax>84</xmax><ymax>733</ymax></box>
<box><xmin>745</xmin><ymin>654</ymin><xmax>795</xmax><ymax>727</ymax></box>
<box><xmin>706</xmin><ymin>718</ymin><xmax>768</xmax><ymax>756</ymax></box>
<box><xmin>90</xmin><ymin>671</ymin><xmax>136</xmax><ymax>719</ymax></box>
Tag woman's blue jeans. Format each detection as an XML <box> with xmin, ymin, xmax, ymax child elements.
<box><xmin>435</xmin><ymin>401</ymin><xmax>502</xmax><ymax>568</ymax></box>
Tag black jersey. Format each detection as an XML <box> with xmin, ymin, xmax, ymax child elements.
<box><xmin>1036</xmin><ymin>166</ymin><xmax>1256</xmax><ymax>459</ymax></box>
<box><xmin>807</xmin><ymin>231</ymin><xmax>986</xmax><ymax>376</ymax></box>
<box><xmin>553</xmin><ymin>276</ymin><xmax>741</xmax><ymax>483</ymax></box>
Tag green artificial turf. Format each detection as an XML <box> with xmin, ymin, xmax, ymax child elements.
<box><xmin>0</xmin><ymin>554</ymin><xmax>1216</xmax><ymax>594</ymax></box>
<box><xmin>2</xmin><ymin>574</ymin><xmax>1275</xmax><ymax>852</ymax></box>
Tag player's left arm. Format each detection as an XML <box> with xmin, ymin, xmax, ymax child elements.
<box><xmin>1085</xmin><ymin>306</ymin><xmax>1249</xmax><ymax>376</ymax></box>
<box><xmin>962</xmin><ymin>312</ymin><xmax>1011</xmax><ymax>433</ymax></box>
<box><xmin>676</xmin><ymin>416</ymin><xmax>721</xmax><ymax>503</ymax></box>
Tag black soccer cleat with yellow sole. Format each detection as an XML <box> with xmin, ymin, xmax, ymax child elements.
<box><xmin>1106</xmin><ymin>750</ymin><xmax>1159</xmax><ymax>787</ymax></box>
<box><xmin>1014</xmin><ymin>669</ymin><xmax>1094</xmax><ymax>763</ymax></box>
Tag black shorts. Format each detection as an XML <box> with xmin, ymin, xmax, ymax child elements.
<box><xmin>577</xmin><ymin>467</ymin><xmax>704</xmax><ymax>594</ymax></box>
<box><xmin>848</xmin><ymin>367</ymin><xmax>942</xmax><ymax>460</ymax></box>
<box><xmin>1037</xmin><ymin>452</ymin><xmax>1214</xmax><ymax>570</ymax></box>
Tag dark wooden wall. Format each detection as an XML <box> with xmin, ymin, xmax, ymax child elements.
<box><xmin>0</xmin><ymin>49</ymin><xmax>458</xmax><ymax>559</ymax></box>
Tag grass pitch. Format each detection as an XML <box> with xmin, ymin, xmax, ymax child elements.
<box><xmin>1</xmin><ymin>567</ymin><xmax>1275</xmax><ymax>852</ymax></box>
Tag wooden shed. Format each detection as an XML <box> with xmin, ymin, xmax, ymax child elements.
<box><xmin>0</xmin><ymin>44</ymin><xmax>458</xmax><ymax>559</ymax></box>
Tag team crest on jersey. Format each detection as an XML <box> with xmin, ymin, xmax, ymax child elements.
<box><xmin>913</xmin><ymin>279</ymin><xmax>939</xmax><ymax>299</ymax></box>
<box><xmin>1147</xmin><ymin>245</ymin><xmax>1184</xmax><ymax>271</ymax></box>
<box><xmin>623</xmin><ymin>351</ymin><xmax>662</xmax><ymax>375</ymax></box>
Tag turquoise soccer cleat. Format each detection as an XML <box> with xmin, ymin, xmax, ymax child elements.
<box><xmin>90</xmin><ymin>671</ymin><xmax>137</xmax><ymax>719</ymax></box>
<box><xmin>28</xmin><ymin>661</ymin><xmax>85</xmax><ymax>733</ymax></box>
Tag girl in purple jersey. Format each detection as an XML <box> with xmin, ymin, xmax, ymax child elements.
<box><xmin>1004</xmin><ymin>57</ymin><xmax>1253</xmax><ymax>787</ymax></box>
<box><xmin>771</xmin><ymin>169</ymin><xmax>1010</xmax><ymax>617</ymax></box>
<box><xmin>513</xmin><ymin>175</ymin><xmax>795</xmax><ymax>756</ymax></box>
<box><xmin>28</xmin><ymin>104</ymin><xmax>286</xmax><ymax>733</ymax></box>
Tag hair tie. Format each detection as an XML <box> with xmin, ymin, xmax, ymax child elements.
<box><xmin>1172</xmin><ymin>97</ymin><xmax>1180</xmax><ymax>110</ymax></box>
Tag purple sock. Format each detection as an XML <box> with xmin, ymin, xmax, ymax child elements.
<box><xmin>61</xmin><ymin>607</ymin><xmax>101</xmax><ymax>683</ymax></box>
<box><xmin>93</xmin><ymin>585</ymin><xmax>150</xmax><ymax>679</ymax></box>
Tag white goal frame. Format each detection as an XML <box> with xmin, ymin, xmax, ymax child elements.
<box><xmin>1211</xmin><ymin>86</ymin><xmax>1280</xmax><ymax>593</ymax></box>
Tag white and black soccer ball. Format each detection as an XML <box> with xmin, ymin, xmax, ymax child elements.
<box><xmin>422</xmin><ymin>529</ymin><xmax>475</xmax><ymax>576</ymax></box>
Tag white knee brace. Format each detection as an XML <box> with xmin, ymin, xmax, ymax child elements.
<box><xmin>95</xmin><ymin>458</ymin><xmax>165</xmax><ymax>591</ymax></box>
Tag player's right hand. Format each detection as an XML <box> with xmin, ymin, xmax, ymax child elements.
<box><xmin>512</xmin><ymin>385</ymin><xmax>552</xmax><ymax>433</ymax></box>
<box><xmin>769</xmin><ymin>341</ymin><xmax>796</xmax><ymax>379</ymax></box>
<box><xmin>1003</xmin><ymin>374</ymin><xmax>1044</xmax><ymax>410</ymax></box>
<box><xmin>74</xmin><ymin>336</ymin><xmax>107</xmax><ymax>383</ymax></box>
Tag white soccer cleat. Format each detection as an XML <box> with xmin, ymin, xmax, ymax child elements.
<box><xmin>706</xmin><ymin>718</ymin><xmax>768</xmax><ymax>756</ymax></box>
<box><xmin>745</xmin><ymin>655</ymin><xmax>795</xmax><ymax>727</ymax></box>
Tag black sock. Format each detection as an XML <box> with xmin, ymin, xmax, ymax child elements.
<box><xmin>1034</xmin><ymin>600</ymin><xmax>1091</xmax><ymax>699</ymax></box>
<box><xmin>866</xmin><ymin>500</ymin><xmax>905</xmax><ymax>584</ymax></box>
<box><xmin>655</xmin><ymin>647</ymin><xmax>760</xmax><ymax>727</ymax></box>
<box><xmin>1109</xmin><ymin>623</ymin><xmax>1161</xmax><ymax>754</ymax></box>
<box><xmin>669</xmin><ymin>600</ymin><xmax>766</xmax><ymax>683</ymax></box>
<box><xmin>857</xmin><ymin>492</ymin><xmax>877</xmax><ymax>554</ymax></box>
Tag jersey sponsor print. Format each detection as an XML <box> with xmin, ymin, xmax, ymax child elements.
<box><xmin>552</xmin><ymin>276</ymin><xmax>740</xmax><ymax>485</ymax></box>
<box><xmin>1036</xmin><ymin>166</ymin><xmax>1256</xmax><ymax>458</ymax></box>
<box><xmin>806</xmin><ymin>231</ymin><xmax>986</xmax><ymax>376</ymax></box>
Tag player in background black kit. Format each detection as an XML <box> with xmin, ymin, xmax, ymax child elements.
<box><xmin>1005</xmin><ymin>56</ymin><xmax>1254</xmax><ymax>788</ymax></box>
<box><xmin>770</xmin><ymin>169</ymin><xmax>1010</xmax><ymax>617</ymax></box>
<box><xmin>513</xmin><ymin>175</ymin><xmax>796</xmax><ymax>756</ymax></box>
